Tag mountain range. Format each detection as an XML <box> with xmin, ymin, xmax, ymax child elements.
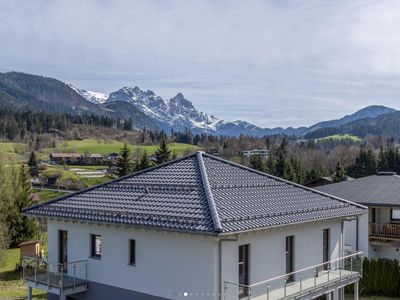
<box><xmin>0</xmin><ymin>71</ymin><xmax>398</xmax><ymax>138</ymax></box>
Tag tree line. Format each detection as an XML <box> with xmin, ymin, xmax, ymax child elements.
<box><xmin>116</xmin><ymin>140</ymin><xmax>176</xmax><ymax>177</ymax></box>
<box><xmin>0</xmin><ymin>109</ymin><xmax>135</xmax><ymax>140</ymax></box>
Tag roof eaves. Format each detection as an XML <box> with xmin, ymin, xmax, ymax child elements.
<box><xmin>196</xmin><ymin>152</ymin><xmax>222</xmax><ymax>233</ymax></box>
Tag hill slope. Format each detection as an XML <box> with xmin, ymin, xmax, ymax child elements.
<box><xmin>0</xmin><ymin>72</ymin><xmax>158</xmax><ymax>131</ymax></box>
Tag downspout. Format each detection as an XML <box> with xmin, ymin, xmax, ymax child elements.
<box><xmin>218</xmin><ymin>235</ymin><xmax>238</xmax><ymax>300</ymax></box>
<box><xmin>341</xmin><ymin>219</ymin><xmax>344</xmax><ymax>258</ymax></box>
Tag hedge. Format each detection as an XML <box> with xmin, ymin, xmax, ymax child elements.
<box><xmin>360</xmin><ymin>258</ymin><xmax>400</xmax><ymax>297</ymax></box>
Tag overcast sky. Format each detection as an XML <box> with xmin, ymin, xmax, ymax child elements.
<box><xmin>2</xmin><ymin>0</ymin><xmax>400</xmax><ymax>128</ymax></box>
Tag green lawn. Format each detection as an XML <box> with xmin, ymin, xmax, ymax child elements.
<box><xmin>0</xmin><ymin>142</ymin><xmax>28</xmax><ymax>160</ymax></box>
<box><xmin>36</xmin><ymin>190</ymin><xmax>68</xmax><ymax>201</ymax></box>
<box><xmin>0</xmin><ymin>248</ymin><xmax>46</xmax><ymax>300</ymax></box>
<box><xmin>41</xmin><ymin>139</ymin><xmax>198</xmax><ymax>156</ymax></box>
<box><xmin>316</xmin><ymin>134</ymin><xmax>362</xmax><ymax>142</ymax></box>
<box><xmin>41</xmin><ymin>165</ymin><xmax>81</xmax><ymax>181</ymax></box>
<box><xmin>80</xmin><ymin>175</ymin><xmax>116</xmax><ymax>187</ymax></box>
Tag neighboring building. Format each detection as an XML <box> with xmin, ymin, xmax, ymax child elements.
<box><xmin>105</xmin><ymin>152</ymin><xmax>119</xmax><ymax>163</ymax></box>
<box><xmin>305</xmin><ymin>176</ymin><xmax>353</xmax><ymax>188</ymax></box>
<box><xmin>23</xmin><ymin>152</ymin><xmax>366</xmax><ymax>300</ymax></box>
<box><xmin>49</xmin><ymin>153</ymin><xmax>103</xmax><ymax>165</ymax></box>
<box><xmin>304</xmin><ymin>177</ymin><xmax>334</xmax><ymax>188</ymax></box>
<box><xmin>19</xmin><ymin>240</ymin><xmax>40</xmax><ymax>260</ymax></box>
<box><xmin>242</xmin><ymin>149</ymin><xmax>269</xmax><ymax>159</ymax></box>
<box><xmin>316</xmin><ymin>172</ymin><xmax>400</xmax><ymax>260</ymax></box>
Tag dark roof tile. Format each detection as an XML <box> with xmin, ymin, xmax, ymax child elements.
<box><xmin>24</xmin><ymin>152</ymin><xmax>366</xmax><ymax>234</ymax></box>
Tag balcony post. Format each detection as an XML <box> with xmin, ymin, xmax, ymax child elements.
<box><xmin>351</xmin><ymin>257</ymin><xmax>353</xmax><ymax>275</ymax></box>
<box><xmin>27</xmin><ymin>287</ymin><xmax>32</xmax><ymax>300</ymax></box>
<box><xmin>354</xmin><ymin>281</ymin><xmax>359</xmax><ymax>300</ymax></box>
<box><xmin>73</xmin><ymin>263</ymin><xmax>76</xmax><ymax>289</ymax></box>
<box><xmin>85</xmin><ymin>261</ymin><xmax>88</xmax><ymax>286</ymax></box>
<box><xmin>266</xmin><ymin>283</ymin><xmax>269</xmax><ymax>300</ymax></box>
<box><xmin>60</xmin><ymin>264</ymin><xmax>64</xmax><ymax>292</ymax></box>
<box><xmin>34</xmin><ymin>263</ymin><xmax>37</xmax><ymax>284</ymax></box>
<box><xmin>284</xmin><ymin>279</ymin><xmax>287</xmax><ymax>298</ymax></box>
<box><xmin>47</xmin><ymin>264</ymin><xmax>50</xmax><ymax>288</ymax></box>
<box><xmin>300</xmin><ymin>273</ymin><xmax>303</xmax><ymax>293</ymax></box>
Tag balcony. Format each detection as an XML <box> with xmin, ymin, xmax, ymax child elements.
<box><xmin>224</xmin><ymin>252</ymin><xmax>363</xmax><ymax>300</ymax></box>
<box><xmin>22</xmin><ymin>254</ymin><xmax>88</xmax><ymax>298</ymax></box>
<box><xmin>369</xmin><ymin>223</ymin><xmax>400</xmax><ymax>242</ymax></box>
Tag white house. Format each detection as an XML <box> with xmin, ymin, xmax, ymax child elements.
<box><xmin>316</xmin><ymin>172</ymin><xmax>400</xmax><ymax>260</ymax></box>
<box><xmin>23</xmin><ymin>152</ymin><xmax>366</xmax><ymax>300</ymax></box>
<box><xmin>242</xmin><ymin>149</ymin><xmax>269</xmax><ymax>159</ymax></box>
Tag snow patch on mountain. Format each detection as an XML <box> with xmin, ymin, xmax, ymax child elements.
<box><xmin>65</xmin><ymin>82</ymin><xmax>108</xmax><ymax>104</ymax></box>
<box><xmin>107</xmin><ymin>87</ymin><xmax>220</xmax><ymax>132</ymax></box>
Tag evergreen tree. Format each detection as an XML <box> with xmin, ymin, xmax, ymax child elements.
<box><xmin>154</xmin><ymin>140</ymin><xmax>171</xmax><ymax>164</ymax></box>
<box><xmin>249</xmin><ymin>155</ymin><xmax>265</xmax><ymax>172</ymax></box>
<box><xmin>334</xmin><ymin>161</ymin><xmax>345</xmax><ymax>182</ymax></box>
<box><xmin>288</xmin><ymin>157</ymin><xmax>306</xmax><ymax>184</ymax></box>
<box><xmin>7</xmin><ymin>165</ymin><xmax>37</xmax><ymax>247</ymax></box>
<box><xmin>171</xmin><ymin>150</ymin><xmax>177</xmax><ymax>160</ymax></box>
<box><xmin>348</xmin><ymin>149</ymin><xmax>377</xmax><ymax>178</ymax></box>
<box><xmin>117</xmin><ymin>143</ymin><xmax>132</xmax><ymax>177</ymax></box>
<box><xmin>275</xmin><ymin>151</ymin><xmax>286</xmax><ymax>178</ymax></box>
<box><xmin>28</xmin><ymin>151</ymin><xmax>38</xmax><ymax>176</ymax></box>
<box><xmin>139</xmin><ymin>150</ymin><xmax>152</xmax><ymax>170</ymax></box>
<box><xmin>265</xmin><ymin>155</ymin><xmax>275</xmax><ymax>174</ymax></box>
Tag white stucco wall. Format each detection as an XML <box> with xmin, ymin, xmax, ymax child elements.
<box><xmin>47</xmin><ymin>217</ymin><xmax>349</xmax><ymax>300</ymax></box>
<box><xmin>47</xmin><ymin>220</ymin><xmax>218</xmax><ymax>299</ymax></box>
<box><xmin>221</xmin><ymin>219</ymin><xmax>343</xmax><ymax>299</ymax></box>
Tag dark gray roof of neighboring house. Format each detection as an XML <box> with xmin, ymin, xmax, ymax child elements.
<box><xmin>316</xmin><ymin>173</ymin><xmax>400</xmax><ymax>207</ymax></box>
<box><xmin>24</xmin><ymin>152</ymin><xmax>366</xmax><ymax>235</ymax></box>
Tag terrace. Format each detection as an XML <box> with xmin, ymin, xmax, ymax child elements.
<box><xmin>224</xmin><ymin>252</ymin><xmax>363</xmax><ymax>300</ymax></box>
<box><xmin>22</xmin><ymin>255</ymin><xmax>88</xmax><ymax>300</ymax></box>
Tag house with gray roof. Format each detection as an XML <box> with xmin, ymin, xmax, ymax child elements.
<box><xmin>317</xmin><ymin>172</ymin><xmax>400</xmax><ymax>261</ymax></box>
<box><xmin>23</xmin><ymin>152</ymin><xmax>366</xmax><ymax>300</ymax></box>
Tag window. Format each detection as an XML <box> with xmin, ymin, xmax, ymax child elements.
<box><xmin>129</xmin><ymin>240</ymin><xmax>136</xmax><ymax>265</ymax></box>
<box><xmin>238</xmin><ymin>244</ymin><xmax>249</xmax><ymax>298</ymax></box>
<box><xmin>323</xmin><ymin>229</ymin><xmax>330</xmax><ymax>270</ymax></box>
<box><xmin>90</xmin><ymin>234</ymin><xmax>102</xmax><ymax>258</ymax></box>
<box><xmin>391</xmin><ymin>209</ymin><xmax>400</xmax><ymax>221</ymax></box>
<box><xmin>286</xmin><ymin>236</ymin><xmax>294</xmax><ymax>282</ymax></box>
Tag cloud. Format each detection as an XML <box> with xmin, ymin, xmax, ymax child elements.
<box><xmin>1</xmin><ymin>0</ymin><xmax>400</xmax><ymax>127</ymax></box>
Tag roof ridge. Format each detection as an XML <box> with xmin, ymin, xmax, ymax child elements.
<box><xmin>196</xmin><ymin>152</ymin><xmax>222</xmax><ymax>233</ymax></box>
<box><xmin>201</xmin><ymin>152</ymin><xmax>367</xmax><ymax>210</ymax></box>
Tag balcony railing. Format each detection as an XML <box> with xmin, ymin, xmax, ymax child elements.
<box><xmin>370</xmin><ymin>223</ymin><xmax>400</xmax><ymax>238</ymax></box>
<box><xmin>224</xmin><ymin>252</ymin><xmax>363</xmax><ymax>300</ymax></box>
<box><xmin>22</xmin><ymin>254</ymin><xmax>88</xmax><ymax>295</ymax></box>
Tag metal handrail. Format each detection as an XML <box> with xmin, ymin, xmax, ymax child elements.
<box><xmin>22</xmin><ymin>254</ymin><xmax>88</xmax><ymax>292</ymax></box>
<box><xmin>224</xmin><ymin>251</ymin><xmax>362</xmax><ymax>289</ymax></box>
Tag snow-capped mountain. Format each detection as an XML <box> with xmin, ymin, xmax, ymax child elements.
<box><xmin>106</xmin><ymin>86</ymin><xmax>220</xmax><ymax>132</ymax></box>
<box><xmin>65</xmin><ymin>82</ymin><xmax>108</xmax><ymax>104</ymax></box>
<box><xmin>67</xmin><ymin>81</ymin><xmax>398</xmax><ymax>137</ymax></box>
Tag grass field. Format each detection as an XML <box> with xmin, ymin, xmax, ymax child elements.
<box><xmin>316</xmin><ymin>134</ymin><xmax>362</xmax><ymax>142</ymax></box>
<box><xmin>41</xmin><ymin>165</ymin><xmax>81</xmax><ymax>181</ymax></box>
<box><xmin>0</xmin><ymin>142</ymin><xmax>28</xmax><ymax>160</ymax></box>
<box><xmin>35</xmin><ymin>190</ymin><xmax>68</xmax><ymax>201</ymax></box>
<box><xmin>41</xmin><ymin>139</ymin><xmax>198</xmax><ymax>156</ymax></box>
<box><xmin>0</xmin><ymin>248</ymin><xmax>46</xmax><ymax>300</ymax></box>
